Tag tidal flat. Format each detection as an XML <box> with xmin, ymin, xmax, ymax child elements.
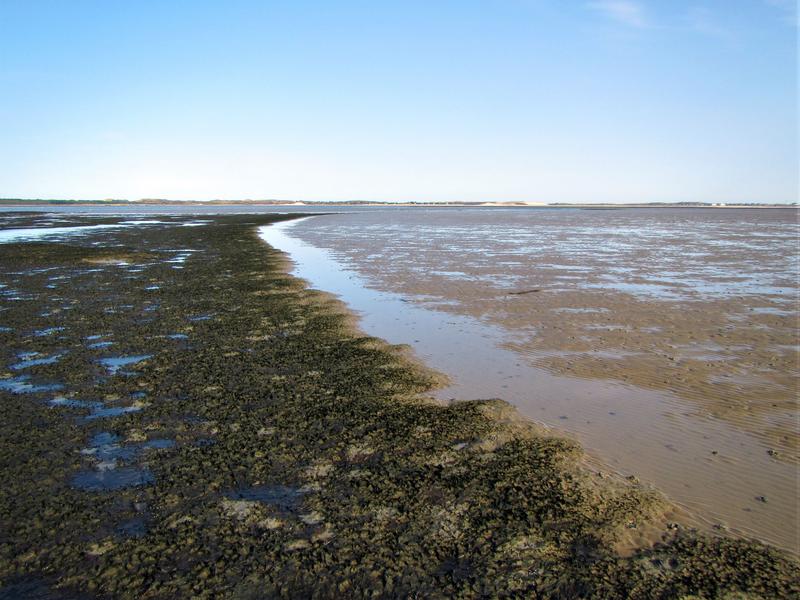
<box><xmin>280</xmin><ymin>208</ymin><xmax>800</xmax><ymax>552</ymax></box>
<box><xmin>0</xmin><ymin>212</ymin><xmax>797</xmax><ymax>599</ymax></box>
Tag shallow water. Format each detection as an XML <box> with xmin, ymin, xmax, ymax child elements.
<box><xmin>99</xmin><ymin>354</ymin><xmax>152</xmax><ymax>375</ymax></box>
<box><xmin>71</xmin><ymin>467</ymin><xmax>154</xmax><ymax>491</ymax></box>
<box><xmin>33</xmin><ymin>327</ymin><xmax>65</xmax><ymax>337</ymax></box>
<box><xmin>81</xmin><ymin>432</ymin><xmax>138</xmax><ymax>463</ymax></box>
<box><xmin>70</xmin><ymin>431</ymin><xmax>172</xmax><ymax>491</ymax></box>
<box><xmin>118</xmin><ymin>517</ymin><xmax>148</xmax><ymax>538</ymax></box>
<box><xmin>48</xmin><ymin>396</ymin><xmax>101</xmax><ymax>410</ymax></box>
<box><xmin>188</xmin><ymin>314</ymin><xmax>215</xmax><ymax>322</ymax></box>
<box><xmin>0</xmin><ymin>224</ymin><xmax>123</xmax><ymax>243</ymax></box>
<box><xmin>0</xmin><ymin>578</ymin><xmax>85</xmax><ymax>600</ymax></box>
<box><xmin>48</xmin><ymin>395</ymin><xmax>144</xmax><ymax>421</ymax></box>
<box><xmin>0</xmin><ymin>375</ymin><xmax>63</xmax><ymax>394</ymax></box>
<box><xmin>87</xmin><ymin>341</ymin><xmax>113</xmax><ymax>349</ymax></box>
<box><xmin>9</xmin><ymin>352</ymin><xmax>65</xmax><ymax>370</ymax></box>
<box><xmin>82</xmin><ymin>404</ymin><xmax>143</xmax><ymax>421</ymax></box>
<box><xmin>260</xmin><ymin>208</ymin><xmax>800</xmax><ymax>555</ymax></box>
<box><xmin>228</xmin><ymin>485</ymin><xmax>306</xmax><ymax>512</ymax></box>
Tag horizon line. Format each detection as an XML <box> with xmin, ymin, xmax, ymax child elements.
<box><xmin>0</xmin><ymin>198</ymin><xmax>797</xmax><ymax>206</ymax></box>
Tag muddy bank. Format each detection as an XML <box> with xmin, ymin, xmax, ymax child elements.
<box><xmin>0</xmin><ymin>213</ymin><xmax>797</xmax><ymax>598</ymax></box>
<box><xmin>287</xmin><ymin>209</ymin><xmax>798</xmax><ymax>456</ymax></box>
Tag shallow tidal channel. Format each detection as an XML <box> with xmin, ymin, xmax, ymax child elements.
<box><xmin>261</xmin><ymin>213</ymin><xmax>799</xmax><ymax>555</ymax></box>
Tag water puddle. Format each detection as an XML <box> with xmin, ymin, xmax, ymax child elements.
<box><xmin>227</xmin><ymin>485</ymin><xmax>306</xmax><ymax>512</ymax></box>
<box><xmin>582</xmin><ymin>281</ymin><xmax>688</xmax><ymax>300</ymax></box>
<box><xmin>71</xmin><ymin>468</ymin><xmax>154</xmax><ymax>491</ymax></box>
<box><xmin>49</xmin><ymin>395</ymin><xmax>145</xmax><ymax>421</ymax></box>
<box><xmin>99</xmin><ymin>354</ymin><xmax>152</xmax><ymax>375</ymax></box>
<box><xmin>71</xmin><ymin>431</ymin><xmax>174</xmax><ymax>492</ymax></box>
<box><xmin>87</xmin><ymin>341</ymin><xmax>114</xmax><ymax>349</ymax></box>
<box><xmin>163</xmin><ymin>249</ymin><xmax>198</xmax><ymax>267</ymax></box>
<box><xmin>141</xmin><ymin>438</ymin><xmax>176</xmax><ymax>450</ymax></box>
<box><xmin>118</xmin><ymin>517</ymin><xmax>147</xmax><ymax>538</ymax></box>
<box><xmin>0</xmin><ymin>375</ymin><xmax>63</xmax><ymax>394</ymax></box>
<box><xmin>0</xmin><ymin>578</ymin><xmax>84</xmax><ymax>600</ymax></box>
<box><xmin>188</xmin><ymin>314</ymin><xmax>214</xmax><ymax>322</ymax></box>
<box><xmin>750</xmin><ymin>306</ymin><xmax>793</xmax><ymax>316</ymax></box>
<box><xmin>9</xmin><ymin>352</ymin><xmax>66</xmax><ymax>370</ymax></box>
<box><xmin>81</xmin><ymin>432</ymin><xmax>138</xmax><ymax>464</ymax></box>
<box><xmin>34</xmin><ymin>327</ymin><xmax>65</xmax><ymax>336</ymax></box>
<box><xmin>0</xmin><ymin>224</ymin><xmax>123</xmax><ymax>244</ymax></box>
<box><xmin>83</xmin><ymin>404</ymin><xmax>143</xmax><ymax>421</ymax></box>
<box><xmin>118</xmin><ymin>220</ymin><xmax>165</xmax><ymax>226</ymax></box>
<box><xmin>49</xmin><ymin>396</ymin><xmax>102</xmax><ymax>410</ymax></box>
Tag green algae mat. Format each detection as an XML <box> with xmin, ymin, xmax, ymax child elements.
<box><xmin>0</xmin><ymin>213</ymin><xmax>796</xmax><ymax>599</ymax></box>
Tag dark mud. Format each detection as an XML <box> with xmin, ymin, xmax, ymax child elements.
<box><xmin>0</xmin><ymin>212</ymin><xmax>796</xmax><ymax>598</ymax></box>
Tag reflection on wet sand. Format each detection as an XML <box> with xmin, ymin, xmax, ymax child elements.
<box><xmin>263</xmin><ymin>207</ymin><xmax>799</xmax><ymax>555</ymax></box>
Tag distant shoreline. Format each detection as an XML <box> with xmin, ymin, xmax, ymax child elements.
<box><xmin>0</xmin><ymin>199</ymin><xmax>796</xmax><ymax>209</ymax></box>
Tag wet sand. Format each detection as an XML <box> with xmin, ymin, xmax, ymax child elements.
<box><xmin>275</xmin><ymin>207</ymin><xmax>799</xmax><ymax>554</ymax></box>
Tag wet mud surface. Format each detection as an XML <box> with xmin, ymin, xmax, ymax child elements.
<box><xmin>0</xmin><ymin>211</ymin><xmax>797</xmax><ymax>598</ymax></box>
<box><xmin>284</xmin><ymin>208</ymin><xmax>799</xmax><ymax>552</ymax></box>
<box><xmin>289</xmin><ymin>209</ymin><xmax>798</xmax><ymax>457</ymax></box>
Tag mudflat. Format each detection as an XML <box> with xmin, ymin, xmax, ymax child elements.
<box><xmin>285</xmin><ymin>207</ymin><xmax>799</xmax><ymax>552</ymax></box>
<box><xmin>0</xmin><ymin>212</ymin><xmax>797</xmax><ymax>598</ymax></box>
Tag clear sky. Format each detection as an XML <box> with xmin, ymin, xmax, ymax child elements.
<box><xmin>1</xmin><ymin>1</ymin><xmax>797</xmax><ymax>203</ymax></box>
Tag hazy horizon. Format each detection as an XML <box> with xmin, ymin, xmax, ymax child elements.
<box><xmin>1</xmin><ymin>1</ymin><xmax>797</xmax><ymax>204</ymax></box>
<box><xmin>1</xmin><ymin>197</ymin><xmax>797</xmax><ymax>205</ymax></box>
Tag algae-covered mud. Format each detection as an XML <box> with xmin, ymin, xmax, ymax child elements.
<box><xmin>0</xmin><ymin>212</ymin><xmax>797</xmax><ymax>598</ymax></box>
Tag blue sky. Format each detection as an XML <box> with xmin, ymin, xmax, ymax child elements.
<box><xmin>0</xmin><ymin>1</ymin><xmax>796</xmax><ymax>203</ymax></box>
